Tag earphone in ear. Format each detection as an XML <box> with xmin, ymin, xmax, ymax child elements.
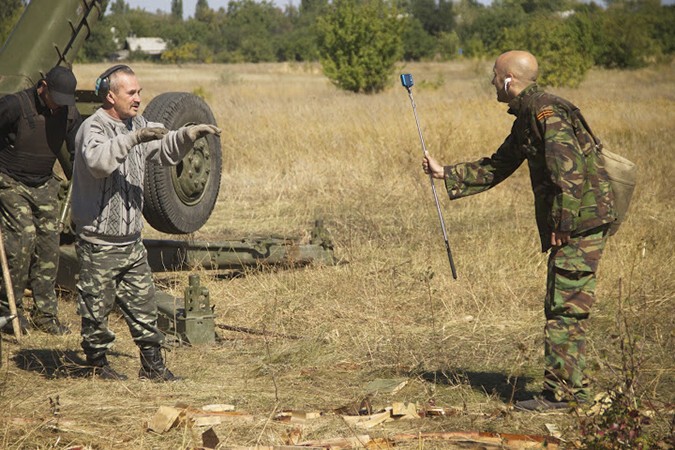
<box><xmin>95</xmin><ymin>64</ymin><xmax>130</xmax><ymax>99</ymax></box>
<box><xmin>504</xmin><ymin>77</ymin><xmax>512</xmax><ymax>92</ymax></box>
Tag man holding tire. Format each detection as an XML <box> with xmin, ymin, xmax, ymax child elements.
<box><xmin>71</xmin><ymin>64</ymin><xmax>220</xmax><ymax>381</ymax></box>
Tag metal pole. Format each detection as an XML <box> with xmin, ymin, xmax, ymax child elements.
<box><xmin>404</xmin><ymin>86</ymin><xmax>458</xmax><ymax>279</ymax></box>
<box><xmin>0</xmin><ymin>223</ymin><xmax>22</xmax><ymax>340</ymax></box>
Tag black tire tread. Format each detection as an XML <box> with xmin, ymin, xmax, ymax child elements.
<box><xmin>141</xmin><ymin>92</ymin><xmax>222</xmax><ymax>234</ymax></box>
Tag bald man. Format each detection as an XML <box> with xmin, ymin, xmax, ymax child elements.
<box><xmin>423</xmin><ymin>51</ymin><xmax>615</xmax><ymax>411</ymax></box>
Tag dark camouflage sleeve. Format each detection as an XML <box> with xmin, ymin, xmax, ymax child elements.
<box><xmin>536</xmin><ymin>105</ymin><xmax>585</xmax><ymax>232</ymax></box>
<box><xmin>443</xmin><ymin>135</ymin><xmax>525</xmax><ymax>200</ymax></box>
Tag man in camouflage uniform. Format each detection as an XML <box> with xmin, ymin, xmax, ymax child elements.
<box><xmin>71</xmin><ymin>65</ymin><xmax>220</xmax><ymax>381</ymax></box>
<box><xmin>423</xmin><ymin>51</ymin><xmax>615</xmax><ymax>411</ymax></box>
<box><xmin>0</xmin><ymin>66</ymin><xmax>81</xmax><ymax>335</ymax></box>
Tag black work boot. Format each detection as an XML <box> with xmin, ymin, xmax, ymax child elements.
<box><xmin>86</xmin><ymin>355</ymin><xmax>128</xmax><ymax>381</ymax></box>
<box><xmin>514</xmin><ymin>391</ymin><xmax>578</xmax><ymax>412</ymax></box>
<box><xmin>139</xmin><ymin>346</ymin><xmax>182</xmax><ymax>382</ymax></box>
<box><xmin>32</xmin><ymin>315</ymin><xmax>71</xmax><ymax>336</ymax></box>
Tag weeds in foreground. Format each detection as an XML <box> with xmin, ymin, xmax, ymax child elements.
<box><xmin>574</xmin><ymin>279</ymin><xmax>669</xmax><ymax>449</ymax></box>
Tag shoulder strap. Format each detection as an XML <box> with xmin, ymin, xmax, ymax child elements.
<box><xmin>571</xmin><ymin>107</ymin><xmax>602</xmax><ymax>150</ymax></box>
<box><xmin>529</xmin><ymin>92</ymin><xmax>602</xmax><ymax>151</ymax></box>
<box><xmin>16</xmin><ymin>90</ymin><xmax>37</xmax><ymax>130</ymax></box>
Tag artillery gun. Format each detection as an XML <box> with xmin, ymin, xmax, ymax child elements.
<box><xmin>0</xmin><ymin>0</ymin><xmax>335</xmax><ymax>344</ymax></box>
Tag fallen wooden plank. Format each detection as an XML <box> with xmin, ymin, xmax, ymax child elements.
<box><xmin>298</xmin><ymin>435</ymin><xmax>373</xmax><ymax>449</ymax></box>
<box><xmin>392</xmin><ymin>431</ymin><xmax>560</xmax><ymax>449</ymax></box>
<box><xmin>275</xmin><ymin>410</ymin><xmax>323</xmax><ymax>423</ymax></box>
<box><xmin>224</xmin><ymin>446</ymin><xmax>327</xmax><ymax>450</ymax></box>
<box><xmin>148</xmin><ymin>405</ymin><xmax>181</xmax><ymax>433</ymax></box>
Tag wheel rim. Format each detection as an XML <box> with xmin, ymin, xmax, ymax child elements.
<box><xmin>171</xmin><ymin>136</ymin><xmax>212</xmax><ymax>206</ymax></box>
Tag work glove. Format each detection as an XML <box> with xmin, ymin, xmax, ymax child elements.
<box><xmin>132</xmin><ymin>127</ymin><xmax>169</xmax><ymax>145</ymax></box>
<box><xmin>182</xmin><ymin>124</ymin><xmax>221</xmax><ymax>143</ymax></box>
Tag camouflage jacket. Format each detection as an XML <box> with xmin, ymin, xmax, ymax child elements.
<box><xmin>444</xmin><ymin>84</ymin><xmax>615</xmax><ymax>252</ymax></box>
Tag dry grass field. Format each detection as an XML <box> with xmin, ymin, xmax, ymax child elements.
<box><xmin>0</xmin><ymin>60</ymin><xmax>673</xmax><ymax>448</ymax></box>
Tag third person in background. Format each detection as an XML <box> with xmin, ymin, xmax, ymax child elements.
<box><xmin>0</xmin><ymin>66</ymin><xmax>81</xmax><ymax>336</ymax></box>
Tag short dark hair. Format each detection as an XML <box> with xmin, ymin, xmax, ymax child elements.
<box><xmin>108</xmin><ymin>66</ymin><xmax>136</xmax><ymax>94</ymax></box>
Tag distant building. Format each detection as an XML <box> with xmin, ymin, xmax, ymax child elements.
<box><xmin>114</xmin><ymin>37</ymin><xmax>167</xmax><ymax>60</ymax></box>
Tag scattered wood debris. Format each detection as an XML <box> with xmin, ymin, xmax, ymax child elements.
<box><xmin>363</xmin><ymin>378</ymin><xmax>408</xmax><ymax>395</ymax></box>
<box><xmin>147</xmin><ymin>404</ymin><xmax>253</xmax><ymax>434</ymax></box>
<box><xmin>333</xmin><ymin>395</ymin><xmax>373</xmax><ymax>416</ymax></box>
<box><xmin>545</xmin><ymin>422</ymin><xmax>562</xmax><ymax>439</ymax></box>
<box><xmin>417</xmin><ymin>405</ymin><xmax>463</xmax><ymax>417</ymax></box>
<box><xmin>220</xmin><ymin>431</ymin><xmax>559</xmax><ymax>450</ymax></box>
<box><xmin>274</xmin><ymin>410</ymin><xmax>323</xmax><ymax>423</ymax></box>
<box><xmin>147</xmin><ymin>405</ymin><xmax>181</xmax><ymax>433</ymax></box>
<box><xmin>391</xmin><ymin>431</ymin><xmax>561</xmax><ymax>449</ymax></box>
<box><xmin>341</xmin><ymin>402</ymin><xmax>419</xmax><ymax>429</ymax></box>
<box><xmin>202</xmin><ymin>427</ymin><xmax>220</xmax><ymax>449</ymax></box>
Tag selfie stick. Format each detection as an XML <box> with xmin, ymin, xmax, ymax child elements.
<box><xmin>400</xmin><ymin>73</ymin><xmax>457</xmax><ymax>279</ymax></box>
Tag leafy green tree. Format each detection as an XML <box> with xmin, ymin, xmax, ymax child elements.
<box><xmin>195</xmin><ymin>0</ymin><xmax>214</xmax><ymax>22</ymax></box>
<box><xmin>437</xmin><ymin>31</ymin><xmax>461</xmax><ymax>60</ymax></box>
<box><xmin>593</xmin><ymin>1</ymin><xmax>663</xmax><ymax>68</ymax></box>
<box><xmin>219</xmin><ymin>0</ymin><xmax>284</xmax><ymax>63</ymax></box>
<box><xmin>502</xmin><ymin>14</ymin><xmax>594</xmax><ymax>87</ymax></box>
<box><xmin>648</xmin><ymin>5</ymin><xmax>675</xmax><ymax>55</ymax></box>
<box><xmin>161</xmin><ymin>41</ymin><xmax>213</xmax><ymax>63</ymax></box>
<box><xmin>171</xmin><ymin>0</ymin><xmax>183</xmax><ymax>21</ymax></box>
<box><xmin>409</xmin><ymin>0</ymin><xmax>454</xmax><ymax>36</ymax></box>
<box><xmin>77</xmin><ymin>20</ymin><xmax>118</xmax><ymax>62</ymax></box>
<box><xmin>277</xmin><ymin>0</ymin><xmax>328</xmax><ymax>61</ymax></box>
<box><xmin>456</xmin><ymin>1</ymin><xmax>526</xmax><ymax>57</ymax></box>
<box><xmin>0</xmin><ymin>0</ymin><xmax>25</xmax><ymax>46</ymax></box>
<box><xmin>317</xmin><ymin>0</ymin><xmax>403</xmax><ymax>93</ymax></box>
<box><xmin>401</xmin><ymin>16</ymin><xmax>437</xmax><ymax>61</ymax></box>
<box><xmin>109</xmin><ymin>0</ymin><xmax>128</xmax><ymax>15</ymax></box>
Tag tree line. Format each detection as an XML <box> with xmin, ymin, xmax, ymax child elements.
<box><xmin>1</xmin><ymin>0</ymin><xmax>673</xmax><ymax>92</ymax></box>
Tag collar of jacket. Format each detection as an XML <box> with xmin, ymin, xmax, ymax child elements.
<box><xmin>30</xmin><ymin>86</ymin><xmax>50</xmax><ymax>115</ymax></box>
<box><xmin>507</xmin><ymin>83</ymin><xmax>541</xmax><ymax>116</ymax></box>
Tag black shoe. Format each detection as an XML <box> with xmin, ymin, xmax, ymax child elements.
<box><xmin>32</xmin><ymin>317</ymin><xmax>71</xmax><ymax>336</ymax></box>
<box><xmin>514</xmin><ymin>395</ymin><xmax>570</xmax><ymax>412</ymax></box>
<box><xmin>86</xmin><ymin>356</ymin><xmax>128</xmax><ymax>381</ymax></box>
<box><xmin>139</xmin><ymin>346</ymin><xmax>182</xmax><ymax>382</ymax></box>
<box><xmin>0</xmin><ymin>314</ymin><xmax>29</xmax><ymax>335</ymax></box>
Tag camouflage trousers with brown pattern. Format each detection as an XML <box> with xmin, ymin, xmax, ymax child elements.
<box><xmin>544</xmin><ymin>225</ymin><xmax>609</xmax><ymax>402</ymax></box>
<box><xmin>75</xmin><ymin>239</ymin><xmax>164</xmax><ymax>361</ymax></box>
<box><xmin>0</xmin><ymin>172</ymin><xmax>61</xmax><ymax>320</ymax></box>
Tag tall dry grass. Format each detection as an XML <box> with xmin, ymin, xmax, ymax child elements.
<box><xmin>0</xmin><ymin>60</ymin><xmax>672</xmax><ymax>448</ymax></box>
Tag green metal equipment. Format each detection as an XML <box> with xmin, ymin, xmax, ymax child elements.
<box><xmin>2</xmin><ymin>0</ymin><xmax>337</xmax><ymax>345</ymax></box>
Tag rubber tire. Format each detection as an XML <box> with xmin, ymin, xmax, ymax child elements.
<box><xmin>141</xmin><ymin>92</ymin><xmax>222</xmax><ymax>234</ymax></box>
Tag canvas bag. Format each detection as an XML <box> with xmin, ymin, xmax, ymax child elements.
<box><xmin>575</xmin><ymin>112</ymin><xmax>637</xmax><ymax>235</ymax></box>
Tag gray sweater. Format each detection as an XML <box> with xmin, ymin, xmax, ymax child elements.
<box><xmin>72</xmin><ymin>108</ymin><xmax>193</xmax><ymax>245</ymax></box>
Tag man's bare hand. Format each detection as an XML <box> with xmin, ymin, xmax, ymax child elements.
<box><xmin>551</xmin><ymin>230</ymin><xmax>571</xmax><ymax>247</ymax></box>
<box><xmin>184</xmin><ymin>124</ymin><xmax>221</xmax><ymax>142</ymax></box>
<box><xmin>133</xmin><ymin>127</ymin><xmax>169</xmax><ymax>144</ymax></box>
<box><xmin>422</xmin><ymin>154</ymin><xmax>445</xmax><ymax>179</ymax></box>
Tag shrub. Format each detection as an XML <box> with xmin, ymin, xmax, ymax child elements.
<box><xmin>502</xmin><ymin>14</ymin><xmax>594</xmax><ymax>87</ymax></box>
<box><xmin>317</xmin><ymin>0</ymin><xmax>403</xmax><ymax>93</ymax></box>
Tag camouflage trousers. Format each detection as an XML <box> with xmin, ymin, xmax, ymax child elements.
<box><xmin>543</xmin><ymin>226</ymin><xmax>609</xmax><ymax>402</ymax></box>
<box><xmin>0</xmin><ymin>172</ymin><xmax>61</xmax><ymax>319</ymax></box>
<box><xmin>75</xmin><ymin>239</ymin><xmax>163</xmax><ymax>360</ymax></box>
